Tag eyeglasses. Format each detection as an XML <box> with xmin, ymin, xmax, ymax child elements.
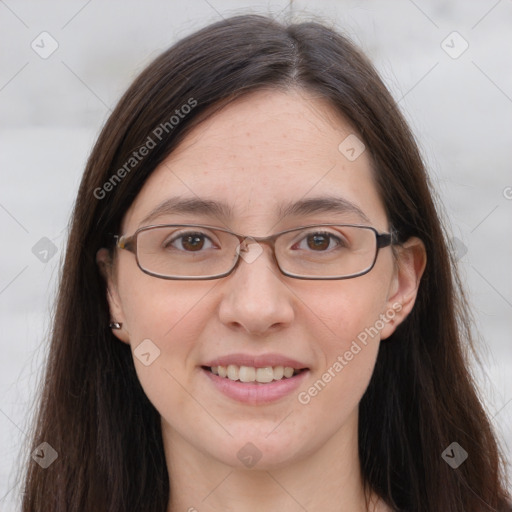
<box><xmin>114</xmin><ymin>223</ymin><xmax>395</xmax><ymax>280</ymax></box>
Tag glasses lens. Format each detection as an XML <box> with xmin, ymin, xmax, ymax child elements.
<box><xmin>135</xmin><ymin>224</ymin><xmax>378</xmax><ymax>279</ymax></box>
<box><xmin>136</xmin><ymin>226</ymin><xmax>239</xmax><ymax>278</ymax></box>
<box><xmin>275</xmin><ymin>225</ymin><xmax>377</xmax><ymax>278</ymax></box>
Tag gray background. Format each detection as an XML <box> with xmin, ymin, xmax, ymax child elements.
<box><xmin>1</xmin><ymin>0</ymin><xmax>511</xmax><ymax>508</ymax></box>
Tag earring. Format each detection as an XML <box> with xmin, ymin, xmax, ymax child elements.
<box><xmin>109</xmin><ymin>322</ymin><xmax>122</xmax><ymax>330</ymax></box>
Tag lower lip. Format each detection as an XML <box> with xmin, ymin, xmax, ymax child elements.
<box><xmin>202</xmin><ymin>367</ymin><xmax>309</xmax><ymax>404</ymax></box>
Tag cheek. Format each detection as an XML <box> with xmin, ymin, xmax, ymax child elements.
<box><xmin>119</xmin><ymin>279</ymin><xmax>217</xmax><ymax>426</ymax></box>
<box><xmin>303</xmin><ymin>274</ymin><xmax>391</xmax><ymax>348</ymax></box>
<box><xmin>294</xmin><ymin>278</ymin><xmax>390</xmax><ymax>410</ymax></box>
<box><xmin>116</xmin><ymin>270</ymin><xmax>216</xmax><ymax>390</ymax></box>
<box><xmin>118</xmin><ymin>261</ymin><xmax>216</xmax><ymax>342</ymax></box>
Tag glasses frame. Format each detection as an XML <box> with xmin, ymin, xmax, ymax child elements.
<box><xmin>114</xmin><ymin>223</ymin><xmax>395</xmax><ymax>281</ymax></box>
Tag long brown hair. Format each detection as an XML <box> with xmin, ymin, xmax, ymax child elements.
<box><xmin>21</xmin><ymin>14</ymin><xmax>510</xmax><ymax>511</ymax></box>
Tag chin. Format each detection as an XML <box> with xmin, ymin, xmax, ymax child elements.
<box><xmin>208</xmin><ymin>432</ymin><xmax>306</xmax><ymax>471</ymax></box>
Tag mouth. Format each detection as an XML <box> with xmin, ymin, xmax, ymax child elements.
<box><xmin>202</xmin><ymin>364</ymin><xmax>308</xmax><ymax>384</ymax></box>
<box><xmin>201</xmin><ymin>364</ymin><xmax>310</xmax><ymax>404</ymax></box>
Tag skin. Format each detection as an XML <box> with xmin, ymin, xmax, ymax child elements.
<box><xmin>98</xmin><ymin>88</ymin><xmax>426</xmax><ymax>512</ymax></box>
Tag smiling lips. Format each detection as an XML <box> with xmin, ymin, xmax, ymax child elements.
<box><xmin>208</xmin><ymin>364</ymin><xmax>304</xmax><ymax>383</ymax></box>
<box><xmin>202</xmin><ymin>353</ymin><xmax>309</xmax><ymax>385</ymax></box>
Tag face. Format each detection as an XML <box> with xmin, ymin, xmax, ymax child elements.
<box><xmin>99</xmin><ymin>88</ymin><xmax>424</xmax><ymax>471</ymax></box>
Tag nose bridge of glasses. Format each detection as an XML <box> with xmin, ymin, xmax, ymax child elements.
<box><xmin>237</xmin><ymin>233</ymin><xmax>274</xmax><ymax>250</ymax></box>
<box><xmin>234</xmin><ymin>234</ymin><xmax>278</xmax><ymax>267</ymax></box>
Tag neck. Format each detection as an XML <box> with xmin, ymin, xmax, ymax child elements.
<box><xmin>163</xmin><ymin>413</ymin><xmax>381</xmax><ymax>512</ymax></box>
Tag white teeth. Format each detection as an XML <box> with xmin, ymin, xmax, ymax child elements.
<box><xmin>209</xmin><ymin>364</ymin><xmax>302</xmax><ymax>383</ymax></box>
<box><xmin>256</xmin><ymin>367</ymin><xmax>274</xmax><ymax>383</ymax></box>
<box><xmin>283</xmin><ymin>366</ymin><xmax>294</xmax><ymax>378</ymax></box>
<box><xmin>239</xmin><ymin>366</ymin><xmax>255</xmax><ymax>382</ymax></box>
<box><xmin>227</xmin><ymin>364</ymin><xmax>239</xmax><ymax>381</ymax></box>
<box><xmin>273</xmin><ymin>365</ymin><xmax>284</xmax><ymax>380</ymax></box>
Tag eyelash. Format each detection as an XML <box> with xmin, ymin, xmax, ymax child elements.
<box><xmin>165</xmin><ymin>230</ymin><xmax>346</xmax><ymax>252</ymax></box>
<box><xmin>294</xmin><ymin>231</ymin><xmax>345</xmax><ymax>251</ymax></box>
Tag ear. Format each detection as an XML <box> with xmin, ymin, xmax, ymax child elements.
<box><xmin>96</xmin><ymin>248</ymin><xmax>130</xmax><ymax>344</ymax></box>
<box><xmin>380</xmin><ymin>237</ymin><xmax>427</xmax><ymax>340</ymax></box>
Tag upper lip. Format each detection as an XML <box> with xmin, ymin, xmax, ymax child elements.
<box><xmin>203</xmin><ymin>353</ymin><xmax>309</xmax><ymax>369</ymax></box>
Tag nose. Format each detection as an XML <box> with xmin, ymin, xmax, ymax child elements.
<box><xmin>217</xmin><ymin>241</ymin><xmax>295</xmax><ymax>335</ymax></box>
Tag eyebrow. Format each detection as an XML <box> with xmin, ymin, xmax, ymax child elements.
<box><xmin>278</xmin><ymin>196</ymin><xmax>371</xmax><ymax>223</ymax></box>
<box><xmin>140</xmin><ymin>197</ymin><xmax>234</xmax><ymax>226</ymax></box>
<box><xmin>139</xmin><ymin>195</ymin><xmax>371</xmax><ymax>227</ymax></box>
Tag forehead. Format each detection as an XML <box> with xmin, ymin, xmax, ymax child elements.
<box><xmin>122</xmin><ymin>89</ymin><xmax>388</xmax><ymax>233</ymax></box>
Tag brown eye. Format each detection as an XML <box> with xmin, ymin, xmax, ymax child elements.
<box><xmin>307</xmin><ymin>233</ymin><xmax>331</xmax><ymax>251</ymax></box>
<box><xmin>165</xmin><ymin>232</ymin><xmax>214</xmax><ymax>252</ymax></box>
<box><xmin>181</xmin><ymin>234</ymin><xmax>206</xmax><ymax>251</ymax></box>
<box><xmin>294</xmin><ymin>231</ymin><xmax>343</xmax><ymax>252</ymax></box>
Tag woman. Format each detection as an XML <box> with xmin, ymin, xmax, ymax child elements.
<box><xmin>21</xmin><ymin>14</ymin><xmax>510</xmax><ymax>512</ymax></box>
